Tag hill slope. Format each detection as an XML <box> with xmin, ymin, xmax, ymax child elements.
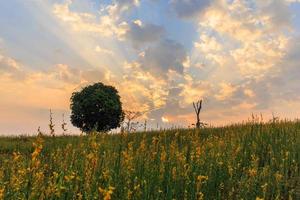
<box><xmin>0</xmin><ymin>121</ymin><xmax>299</xmax><ymax>199</ymax></box>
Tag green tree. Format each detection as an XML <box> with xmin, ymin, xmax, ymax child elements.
<box><xmin>70</xmin><ymin>82</ymin><xmax>124</xmax><ymax>133</ymax></box>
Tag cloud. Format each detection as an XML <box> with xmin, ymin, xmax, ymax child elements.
<box><xmin>170</xmin><ymin>0</ymin><xmax>212</xmax><ymax>19</ymax></box>
<box><xmin>284</xmin><ymin>36</ymin><xmax>300</xmax><ymax>69</ymax></box>
<box><xmin>0</xmin><ymin>53</ymin><xmax>26</xmax><ymax>80</ymax></box>
<box><xmin>52</xmin><ymin>0</ymin><xmax>134</xmax><ymax>39</ymax></box>
<box><xmin>125</xmin><ymin>20</ymin><xmax>165</xmax><ymax>48</ymax></box>
<box><xmin>95</xmin><ymin>45</ymin><xmax>114</xmax><ymax>56</ymax></box>
<box><xmin>0</xmin><ymin>59</ymin><xmax>110</xmax><ymax>133</ymax></box>
<box><xmin>109</xmin><ymin>0</ymin><xmax>140</xmax><ymax>14</ymax></box>
<box><xmin>0</xmin><ymin>53</ymin><xmax>21</xmax><ymax>71</ymax></box>
<box><xmin>170</xmin><ymin>0</ymin><xmax>296</xmax><ymax>122</ymax></box>
<box><xmin>53</xmin><ymin>1</ymin><xmax>108</xmax><ymax>34</ymax></box>
<box><xmin>192</xmin><ymin>0</ymin><xmax>290</xmax><ymax>80</ymax></box>
<box><xmin>81</xmin><ymin>69</ymin><xmax>106</xmax><ymax>83</ymax></box>
<box><xmin>285</xmin><ymin>0</ymin><xmax>300</xmax><ymax>4</ymax></box>
<box><xmin>194</xmin><ymin>34</ymin><xmax>222</xmax><ymax>53</ymax></box>
<box><xmin>39</xmin><ymin>64</ymin><xmax>109</xmax><ymax>88</ymax></box>
<box><xmin>50</xmin><ymin>64</ymin><xmax>82</xmax><ymax>84</ymax></box>
<box><xmin>161</xmin><ymin>116</ymin><xmax>169</xmax><ymax>123</ymax></box>
<box><xmin>114</xmin><ymin>0</ymin><xmax>295</xmax><ymax>124</ymax></box>
<box><xmin>119</xmin><ymin>61</ymin><xmax>168</xmax><ymax>112</ymax></box>
<box><xmin>139</xmin><ymin>39</ymin><xmax>187</xmax><ymax>76</ymax></box>
<box><xmin>214</xmin><ymin>82</ymin><xmax>238</xmax><ymax>101</ymax></box>
<box><xmin>0</xmin><ymin>57</ymin><xmax>107</xmax><ymax>91</ymax></box>
<box><xmin>258</xmin><ymin>0</ymin><xmax>292</xmax><ymax>30</ymax></box>
<box><xmin>53</xmin><ymin>0</ymin><xmax>165</xmax><ymax>49</ymax></box>
<box><xmin>270</xmin><ymin>36</ymin><xmax>300</xmax><ymax>100</ymax></box>
<box><xmin>244</xmin><ymin>89</ymin><xmax>255</xmax><ymax>98</ymax></box>
<box><xmin>179</xmin><ymin>79</ymin><xmax>212</xmax><ymax>107</ymax></box>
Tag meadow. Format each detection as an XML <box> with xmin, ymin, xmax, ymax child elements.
<box><xmin>0</xmin><ymin>120</ymin><xmax>299</xmax><ymax>200</ymax></box>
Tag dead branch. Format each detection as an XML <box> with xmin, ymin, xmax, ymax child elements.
<box><xmin>193</xmin><ymin>99</ymin><xmax>203</xmax><ymax>128</ymax></box>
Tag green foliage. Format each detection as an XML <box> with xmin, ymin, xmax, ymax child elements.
<box><xmin>0</xmin><ymin>121</ymin><xmax>299</xmax><ymax>199</ymax></box>
<box><xmin>70</xmin><ymin>82</ymin><xmax>124</xmax><ymax>133</ymax></box>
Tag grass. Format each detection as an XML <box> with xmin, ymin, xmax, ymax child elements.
<box><xmin>0</xmin><ymin>120</ymin><xmax>299</xmax><ymax>199</ymax></box>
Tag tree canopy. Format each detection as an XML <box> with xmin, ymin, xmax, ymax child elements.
<box><xmin>70</xmin><ymin>82</ymin><xmax>124</xmax><ymax>133</ymax></box>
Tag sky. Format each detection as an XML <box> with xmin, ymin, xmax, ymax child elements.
<box><xmin>1</xmin><ymin>0</ymin><xmax>300</xmax><ymax>135</ymax></box>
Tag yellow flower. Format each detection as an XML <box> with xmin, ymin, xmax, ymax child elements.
<box><xmin>99</xmin><ymin>186</ymin><xmax>115</xmax><ymax>200</ymax></box>
<box><xmin>160</xmin><ymin>149</ymin><xmax>167</xmax><ymax>162</ymax></box>
<box><xmin>285</xmin><ymin>151</ymin><xmax>289</xmax><ymax>158</ymax></box>
<box><xmin>31</xmin><ymin>137</ymin><xmax>44</xmax><ymax>163</ymax></box>
<box><xmin>261</xmin><ymin>183</ymin><xmax>268</xmax><ymax>197</ymax></box>
<box><xmin>77</xmin><ymin>193</ymin><xmax>83</xmax><ymax>200</ymax></box>
<box><xmin>64</xmin><ymin>174</ymin><xmax>75</xmax><ymax>182</ymax></box>
<box><xmin>256</xmin><ymin>197</ymin><xmax>264</xmax><ymax>200</ymax></box>
<box><xmin>217</xmin><ymin>161</ymin><xmax>224</xmax><ymax>166</ymax></box>
<box><xmin>195</xmin><ymin>146</ymin><xmax>202</xmax><ymax>158</ymax></box>
<box><xmin>0</xmin><ymin>188</ymin><xmax>4</xmax><ymax>200</ymax></box>
<box><xmin>86</xmin><ymin>153</ymin><xmax>95</xmax><ymax>160</ymax></box>
<box><xmin>197</xmin><ymin>175</ymin><xmax>209</xmax><ymax>182</ymax></box>
<box><xmin>127</xmin><ymin>190</ymin><xmax>133</xmax><ymax>199</ymax></box>
<box><xmin>12</xmin><ymin>152</ymin><xmax>21</xmax><ymax>161</ymax></box>
<box><xmin>274</xmin><ymin>171</ymin><xmax>283</xmax><ymax>182</ymax></box>
<box><xmin>52</xmin><ymin>172</ymin><xmax>59</xmax><ymax>178</ymax></box>
<box><xmin>152</xmin><ymin>137</ymin><xmax>159</xmax><ymax>145</ymax></box>
<box><xmin>134</xmin><ymin>184</ymin><xmax>140</xmax><ymax>191</ymax></box>
<box><xmin>102</xmin><ymin>169</ymin><xmax>110</xmax><ymax>181</ymax></box>
<box><xmin>248</xmin><ymin>168</ymin><xmax>257</xmax><ymax>177</ymax></box>
<box><xmin>91</xmin><ymin>141</ymin><xmax>98</xmax><ymax>150</ymax></box>
<box><xmin>31</xmin><ymin>146</ymin><xmax>42</xmax><ymax>161</ymax></box>
<box><xmin>197</xmin><ymin>192</ymin><xmax>204</xmax><ymax>200</ymax></box>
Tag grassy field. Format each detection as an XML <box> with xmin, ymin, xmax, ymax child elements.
<box><xmin>0</xmin><ymin>120</ymin><xmax>299</xmax><ymax>199</ymax></box>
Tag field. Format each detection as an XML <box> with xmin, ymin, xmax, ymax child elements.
<box><xmin>0</xmin><ymin>120</ymin><xmax>299</xmax><ymax>200</ymax></box>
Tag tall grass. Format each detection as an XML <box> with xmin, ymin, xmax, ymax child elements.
<box><xmin>0</xmin><ymin>120</ymin><xmax>299</xmax><ymax>199</ymax></box>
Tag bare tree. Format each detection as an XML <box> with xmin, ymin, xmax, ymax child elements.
<box><xmin>122</xmin><ymin>105</ymin><xmax>164</xmax><ymax>133</ymax></box>
<box><xmin>193</xmin><ymin>99</ymin><xmax>203</xmax><ymax>128</ymax></box>
<box><xmin>123</xmin><ymin>110</ymin><xmax>143</xmax><ymax>132</ymax></box>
